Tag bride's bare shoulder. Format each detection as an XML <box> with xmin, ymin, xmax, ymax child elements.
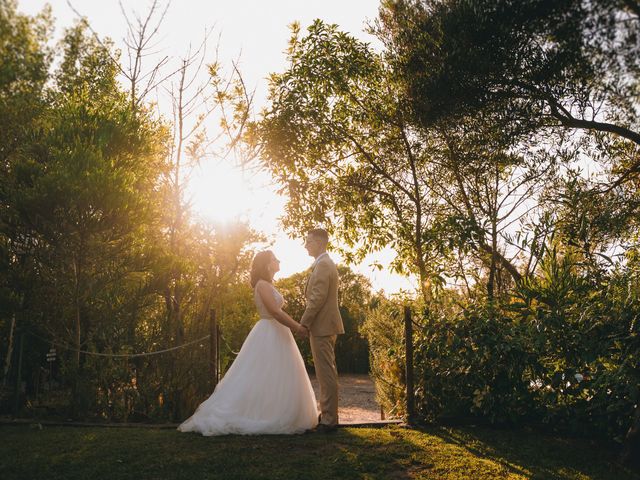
<box><xmin>255</xmin><ymin>279</ymin><xmax>275</xmax><ymax>293</ymax></box>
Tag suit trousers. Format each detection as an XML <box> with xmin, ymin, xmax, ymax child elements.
<box><xmin>310</xmin><ymin>334</ymin><xmax>339</xmax><ymax>426</ymax></box>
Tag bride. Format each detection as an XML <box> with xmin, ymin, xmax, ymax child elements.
<box><xmin>178</xmin><ymin>250</ymin><xmax>319</xmax><ymax>435</ymax></box>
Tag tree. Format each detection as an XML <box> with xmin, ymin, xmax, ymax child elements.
<box><xmin>379</xmin><ymin>0</ymin><xmax>640</xmax><ymax>191</ymax></box>
<box><xmin>4</xmin><ymin>21</ymin><xmax>167</xmax><ymax>414</ymax></box>
<box><xmin>254</xmin><ymin>20</ymin><xmax>455</xmax><ymax>300</ymax></box>
<box><xmin>376</xmin><ymin>0</ymin><xmax>640</xmax><ymax>461</ymax></box>
<box><xmin>255</xmin><ymin>19</ymin><xmax>556</xmax><ymax>301</ymax></box>
<box><xmin>0</xmin><ymin>0</ymin><xmax>53</xmax><ymax>398</ymax></box>
<box><xmin>0</xmin><ymin>1</ymin><xmax>265</xmax><ymax>422</ymax></box>
<box><xmin>0</xmin><ymin>0</ymin><xmax>51</xmax><ymax>170</ymax></box>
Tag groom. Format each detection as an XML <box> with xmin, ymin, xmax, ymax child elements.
<box><xmin>300</xmin><ymin>228</ymin><xmax>344</xmax><ymax>433</ymax></box>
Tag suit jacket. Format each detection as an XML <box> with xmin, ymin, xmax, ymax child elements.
<box><xmin>300</xmin><ymin>254</ymin><xmax>344</xmax><ymax>337</ymax></box>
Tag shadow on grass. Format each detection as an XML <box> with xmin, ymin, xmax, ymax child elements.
<box><xmin>1</xmin><ymin>424</ymin><xmax>638</xmax><ymax>480</ymax></box>
<box><xmin>0</xmin><ymin>425</ymin><xmax>421</xmax><ymax>480</ymax></box>
<box><xmin>425</xmin><ymin>424</ymin><xmax>640</xmax><ymax>480</ymax></box>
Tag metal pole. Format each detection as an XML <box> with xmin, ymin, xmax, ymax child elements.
<box><xmin>209</xmin><ymin>309</ymin><xmax>218</xmax><ymax>390</ymax></box>
<box><xmin>404</xmin><ymin>306</ymin><xmax>416</xmax><ymax>425</ymax></box>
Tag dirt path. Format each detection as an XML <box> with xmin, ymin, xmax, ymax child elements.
<box><xmin>309</xmin><ymin>373</ymin><xmax>382</xmax><ymax>424</ymax></box>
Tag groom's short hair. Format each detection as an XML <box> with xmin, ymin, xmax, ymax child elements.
<box><xmin>308</xmin><ymin>228</ymin><xmax>329</xmax><ymax>244</ymax></box>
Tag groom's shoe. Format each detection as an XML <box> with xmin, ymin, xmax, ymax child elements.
<box><xmin>314</xmin><ymin>423</ymin><xmax>338</xmax><ymax>434</ymax></box>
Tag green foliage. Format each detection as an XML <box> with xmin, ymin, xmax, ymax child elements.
<box><xmin>0</xmin><ymin>0</ymin><xmax>52</xmax><ymax>166</ymax></box>
<box><xmin>367</xmin><ymin>243</ymin><xmax>640</xmax><ymax>442</ymax></box>
<box><xmin>381</xmin><ymin>0</ymin><xmax>639</xmax><ymax>137</ymax></box>
<box><xmin>353</xmin><ymin>1</ymin><xmax>640</xmax><ymax>455</ymax></box>
<box><xmin>256</xmin><ymin>17</ymin><xmax>557</xmax><ymax>304</ymax></box>
<box><xmin>361</xmin><ymin>296</ymin><xmax>408</xmax><ymax>418</ymax></box>
<box><xmin>512</xmin><ymin>245</ymin><xmax>640</xmax><ymax>440</ymax></box>
<box><xmin>256</xmin><ymin>20</ymin><xmax>453</xmax><ymax>298</ymax></box>
<box><xmin>413</xmin><ymin>303</ymin><xmax>535</xmax><ymax>425</ymax></box>
<box><xmin>0</xmin><ymin>6</ymin><xmax>262</xmax><ymax>423</ymax></box>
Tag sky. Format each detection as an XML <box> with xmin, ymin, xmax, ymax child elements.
<box><xmin>19</xmin><ymin>0</ymin><xmax>417</xmax><ymax>294</ymax></box>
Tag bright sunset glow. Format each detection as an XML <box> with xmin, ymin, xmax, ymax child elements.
<box><xmin>187</xmin><ymin>158</ymin><xmax>417</xmax><ymax>292</ymax></box>
<box><xmin>20</xmin><ymin>0</ymin><xmax>416</xmax><ymax>294</ymax></box>
<box><xmin>187</xmin><ymin>160</ymin><xmax>259</xmax><ymax>224</ymax></box>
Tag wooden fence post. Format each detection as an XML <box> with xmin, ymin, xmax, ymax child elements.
<box><xmin>13</xmin><ymin>332</ymin><xmax>25</xmax><ymax>416</ymax></box>
<box><xmin>209</xmin><ymin>309</ymin><xmax>218</xmax><ymax>389</ymax></box>
<box><xmin>404</xmin><ymin>305</ymin><xmax>416</xmax><ymax>425</ymax></box>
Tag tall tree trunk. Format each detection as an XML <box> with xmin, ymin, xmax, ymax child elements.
<box><xmin>402</xmin><ymin>121</ymin><xmax>429</xmax><ymax>303</ymax></box>
<box><xmin>487</xmin><ymin>167</ymin><xmax>499</xmax><ymax>300</ymax></box>
<box><xmin>72</xmin><ymin>254</ymin><xmax>81</xmax><ymax>370</ymax></box>
<box><xmin>488</xmin><ymin>217</ymin><xmax>497</xmax><ymax>301</ymax></box>
<box><xmin>166</xmin><ymin>60</ymin><xmax>187</xmax><ymax>348</ymax></box>
<box><xmin>443</xmin><ymin>139</ymin><xmax>523</xmax><ymax>285</ymax></box>
<box><xmin>415</xmin><ymin>221</ymin><xmax>429</xmax><ymax>303</ymax></box>
<box><xmin>71</xmin><ymin>253</ymin><xmax>83</xmax><ymax>417</ymax></box>
<box><xmin>479</xmin><ymin>240</ymin><xmax>522</xmax><ymax>283</ymax></box>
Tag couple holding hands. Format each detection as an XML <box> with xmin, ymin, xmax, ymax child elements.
<box><xmin>178</xmin><ymin>228</ymin><xmax>344</xmax><ymax>435</ymax></box>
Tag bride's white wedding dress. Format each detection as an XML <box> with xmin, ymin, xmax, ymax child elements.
<box><xmin>177</xmin><ymin>280</ymin><xmax>319</xmax><ymax>435</ymax></box>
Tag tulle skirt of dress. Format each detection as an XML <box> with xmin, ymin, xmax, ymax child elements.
<box><xmin>177</xmin><ymin>318</ymin><xmax>319</xmax><ymax>436</ymax></box>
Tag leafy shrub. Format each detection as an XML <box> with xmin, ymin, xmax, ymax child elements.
<box><xmin>362</xmin><ymin>297</ymin><xmax>407</xmax><ymax>418</ymax></box>
<box><xmin>413</xmin><ymin>303</ymin><xmax>536</xmax><ymax>425</ymax></box>
<box><xmin>366</xmin><ymin>245</ymin><xmax>640</xmax><ymax>443</ymax></box>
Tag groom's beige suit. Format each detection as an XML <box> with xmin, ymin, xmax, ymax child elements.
<box><xmin>301</xmin><ymin>252</ymin><xmax>344</xmax><ymax>426</ymax></box>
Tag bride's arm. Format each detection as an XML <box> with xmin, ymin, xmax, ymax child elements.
<box><xmin>256</xmin><ymin>281</ymin><xmax>306</xmax><ymax>334</ymax></box>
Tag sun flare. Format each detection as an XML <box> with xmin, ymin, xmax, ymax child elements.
<box><xmin>187</xmin><ymin>160</ymin><xmax>261</xmax><ymax>224</ymax></box>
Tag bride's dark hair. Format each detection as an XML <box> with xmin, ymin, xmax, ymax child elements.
<box><xmin>250</xmin><ymin>250</ymin><xmax>274</xmax><ymax>288</ymax></box>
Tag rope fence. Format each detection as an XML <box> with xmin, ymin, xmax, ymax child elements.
<box><xmin>24</xmin><ymin>307</ymin><xmax>243</xmax><ymax>360</ymax></box>
<box><xmin>28</xmin><ymin>331</ymin><xmax>212</xmax><ymax>358</ymax></box>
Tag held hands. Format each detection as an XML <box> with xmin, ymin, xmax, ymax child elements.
<box><xmin>293</xmin><ymin>323</ymin><xmax>309</xmax><ymax>339</ymax></box>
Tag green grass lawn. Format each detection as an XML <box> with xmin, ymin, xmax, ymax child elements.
<box><xmin>1</xmin><ymin>424</ymin><xmax>637</xmax><ymax>480</ymax></box>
